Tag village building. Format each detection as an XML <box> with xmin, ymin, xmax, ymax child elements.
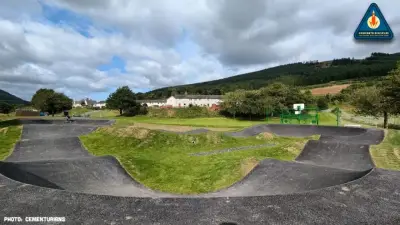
<box><xmin>72</xmin><ymin>98</ymin><xmax>98</xmax><ymax>108</ymax></box>
<box><xmin>137</xmin><ymin>95</ymin><xmax>223</xmax><ymax>108</ymax></box>
<box><xmin>72</xmin><ymin>95</ymin><xmax>223</xmax><ymax>109</ymax></box>
<box><xmin>94</xmin><ymin>101</ymin><xmax>106</xmax><ymax>108</ymax></box>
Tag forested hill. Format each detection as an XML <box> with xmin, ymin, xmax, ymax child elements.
<box><xmin>139</xmin><ymin>52</ymin><xmax>400</xmax><ymax>99</ymax></box>
<box><xmin>0</xmin><ymin>89</ymin><xmax>29</xmax><ymax>105</ymax></box>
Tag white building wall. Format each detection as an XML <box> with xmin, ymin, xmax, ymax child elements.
<box><xmin>175</xmin><ymin>98</ymin><xmax>222</xmax><ymax>107</ymax></box>
<box><xmin>94</xmin><ymin>103</ymin><xmax>106</xmax><ymax>108</ymax></box>
<box><xmin>144</xmin><ymin>102</ymin><xmax>166</xmax><ymax>107</ymax></box>
<box><xmin>143</xmin><ymin>96</ymin><xmax>222</xmax><ymax>108</ymax></box>
<box><xmin>166</xmin><ymin>96</ymin><xmax>177</xmax><ymax>106</ymax></box>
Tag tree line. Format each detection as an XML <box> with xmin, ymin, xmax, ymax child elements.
<box><xmin>220</xmin><ymin>83</ymin><xmax>329</xmax><ymax>119</ymax></box>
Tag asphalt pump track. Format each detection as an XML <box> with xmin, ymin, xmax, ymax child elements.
<box><xmin>0</xmin><ymin>118</ymin><xmax>399</xmax><ymax>225</ymax></box>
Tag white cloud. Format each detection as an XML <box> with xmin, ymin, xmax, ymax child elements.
<box><xmin>1</xmin><ymin>0</ymin><xmax>400</xmax><ymax>101</ymax></box>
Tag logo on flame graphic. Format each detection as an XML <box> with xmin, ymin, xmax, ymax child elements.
<box><xmin>367</xmin><ymin>10</ymin><xmax>380</xmax><ymax>29</ymax></box>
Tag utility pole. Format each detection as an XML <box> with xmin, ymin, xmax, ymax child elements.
<box><xmin>335</xmin><ymin>107</ymin><xmax>341</xmax><ymax>127</ymax></box>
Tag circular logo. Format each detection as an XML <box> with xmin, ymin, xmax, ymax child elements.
<box><xmin>367</xmin><ymin>11</ymin><xmax>380</xmax><ymax>29</ymax></box>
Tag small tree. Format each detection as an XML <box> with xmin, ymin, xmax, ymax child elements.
<box><xmin>351</xmin><ymin>86</ymin><xmax>391</xmax><ymax>128</ymax></box>
<box><xmin>0</xmin><ymin>102</ymin><xmax>13</xmax><ymax>114</ymax></box>
<box><xmin>106</xmin><ymin>86</ymin><xmax>137</xmax><ymax>115</ymax></box>
<box><xmin>80</xmin><ymin>100</ymin><xmax>86</xmax><ymax>107</ymax></box>
<box><xmin>221</xmin><ymin>90</ymin><xmax>246</xmax><ymax>118</ymax></box>
<box><xmin>31</xmin><ymin>89</ymin><xmax>72</xmax><ymax>116</ymax></box>
<box><xmin>350</xmin><ymin>61</ymin><xmax>400</xmax><ymax>128</ymax></box>
<box><xmin>46</xmin><ymin>93</ymin><xmax>73</xmax><ymax>116</ymax></box>
<box><xmin>31</xmin><ymin>89</ymin><xmax>55</xmax><ymax>111</ymax></box>
<box><xmin>383</xmin><ymin>62</ymin><xmax>400</xmax><ymax>114</ymax></box>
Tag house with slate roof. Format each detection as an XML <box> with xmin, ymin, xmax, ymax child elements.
<box><xmin>137</xmin><ymin>95</ymin><xmax>223</xmax><ymax>108</ymax></box>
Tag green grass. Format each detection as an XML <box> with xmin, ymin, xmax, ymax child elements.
<box><xmin>89</xmin><ymin>110</ymin><xmax>119</xmax><ymax>118</ymax></box>
<box><xmin>114</xmin><ymin>116</ymin><xmax>275</xmax><ymax>128</ymax></box>
<box><xmin>112</xmin><ymin>112</ymin><xmax>342</xmax><ymax>128</ymax></box>
<box><xmin>68</xmin><ymin>107</ymin><xmax>92</xmax><ymax>115</ymax></box>
<box><xmin>370</xmin><ymin>129</ymin><xmax>400</xmax><ymax>170</ymax></box>
<box><xmin>80</xmin><ymin>127</ymin><xmax>315</xmax><ymax>194</ymax></box>
<box><xmin>0</xmin><ymin>120</ymin><xmax>22</xmax><ymax>160</ymax></box>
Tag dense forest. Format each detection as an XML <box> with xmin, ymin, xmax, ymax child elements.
<box><xmin>137</xmin><ymin>52</ymin><xmax>400</xmax><ymax>99</ymax></box>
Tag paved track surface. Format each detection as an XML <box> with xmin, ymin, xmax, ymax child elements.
<box><xmin>5</xmin><ymin>137</ymin><xmax>90</xmax><ymax>162</ymax></box>
<box><xmin>295</xmin><ymin>140</ymin><xmax>374</xmax><ymax>171</ymax></box>
<box><xmin>1</xmin><ymin>119</ymin><xmax>400</xmax><ymax>224</ymax></box>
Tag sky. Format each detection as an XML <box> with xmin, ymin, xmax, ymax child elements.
<box><xmin>1</xmin><ymin>0</ymin><xmax>400</xmax><ymax>101</ymax></box>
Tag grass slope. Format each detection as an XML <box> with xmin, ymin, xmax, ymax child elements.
<box><xmin>89</xmin><ymin>110</ymin><xmax>119</xmax><ymax>118</ymax></box>
<box><xmin>370</xmin><ymin>130</ymin><xmax>400</xmax><ymax>170</ymax></box>
<box><xmin>0</xmin><ymin>120</ymin><xmax>22</xmax><ymax>160</ymax></box>
<box><xmin>69</xmin><ymin>107</ymin><xmax>92</xmax><ymax>115</ymax></box>
<box><xmin>81</xmin><ymin>127</ymin><xmax>314</xmax><ymax>194</ymax></box>
<box><xmin>0</xmin><ymin>89</ymin><xmax>29</xmax><ymax>105</ymax></box>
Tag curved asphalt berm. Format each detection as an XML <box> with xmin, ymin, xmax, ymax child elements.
<box><xmin>0</xmin><ymin>120</ymin><xmax>399</xmax><ymax>224</ymax></box>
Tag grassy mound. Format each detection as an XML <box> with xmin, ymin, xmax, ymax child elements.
<box><xmin>370</xmin><ymin>129</ymin><xmax>400</xmax><ymax>170</ymax></box>
<box><xmin>0</xmin><ymin>120</ymin><xmax>22</xmax><ymax>160</ymax></box>
<box><xmin>80</xmin><ymin>126</ymin><xmax>314</xmax><ymax>194</ymax></box>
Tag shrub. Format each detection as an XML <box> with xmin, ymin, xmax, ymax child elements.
<box><xmin>317</xmin><ymin>97</ymin><xmax>329</xmax><ymax>110</ymax></box>
<box><xmin>123</xmin><ymin>105</ymin><xmax>148</xmax><ymax>117</ymax></box>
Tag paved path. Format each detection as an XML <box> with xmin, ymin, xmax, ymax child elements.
<box><xmin>0</xmin><ymin>119</ymin><xmax>399</xmax><ymax>224</ymax></box>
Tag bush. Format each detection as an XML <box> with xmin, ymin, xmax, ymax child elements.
<box><xmin>0</xmin><ymin>102</ymin><xmax>13</xmax><ymax>114</ymax></box>
<box><xmin>317</xmin><ymin>97</ymin><xmax>329</xmax><ymax>110</ymax></box>
<box><xmin>123</xmin><ymin>105</ymin><xmax>148</xmax><ymax>117</ymax></box>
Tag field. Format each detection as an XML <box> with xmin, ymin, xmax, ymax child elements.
<box><xmin>310</xmin><ymin>84</ymin><xmax>350</xmax><ymax>96</ymax></box>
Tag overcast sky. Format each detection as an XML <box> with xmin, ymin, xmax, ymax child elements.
<box><xmin>1</xmin><ymin>0</ymin><xmax>400</xmax><ymax>101</ymax></box>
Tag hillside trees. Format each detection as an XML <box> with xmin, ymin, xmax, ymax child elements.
<box><xmin>31</xmin><ymin>89</ymin><xmax>72</xmax><ymax>116</ymax></box>
<box><xmin>141</xmin><ymin>52</ymin><xmax>400</xmax><ymax>99</ymax></box>
<box><xmin>106</xmin><ymin>86</ymin><xmax>139</xmax><ymax>116</ymax></box>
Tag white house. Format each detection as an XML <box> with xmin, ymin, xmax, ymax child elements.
<box><xmin>136</xmin><ymin>99</ymin><xmax>167</xmax><ymax>107</ymax></box>
<box><xmin>94</xmin><ymin>101</ymin><xmax>106</xmax><ymax>108</ymax></box>
<box><xmin>137</xmin><ymin>95</ymin><xmax>223</xmax><ymax>108</ymax></box>
<box><xmin>73</xmin><ymin>101</ymin><xmax>82</xmax><ymax>108</ymax></box>
<box><xmin>72</xmin><ymin>98</ymin><xmax>99</xmax><ymax>108</ymax></box>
